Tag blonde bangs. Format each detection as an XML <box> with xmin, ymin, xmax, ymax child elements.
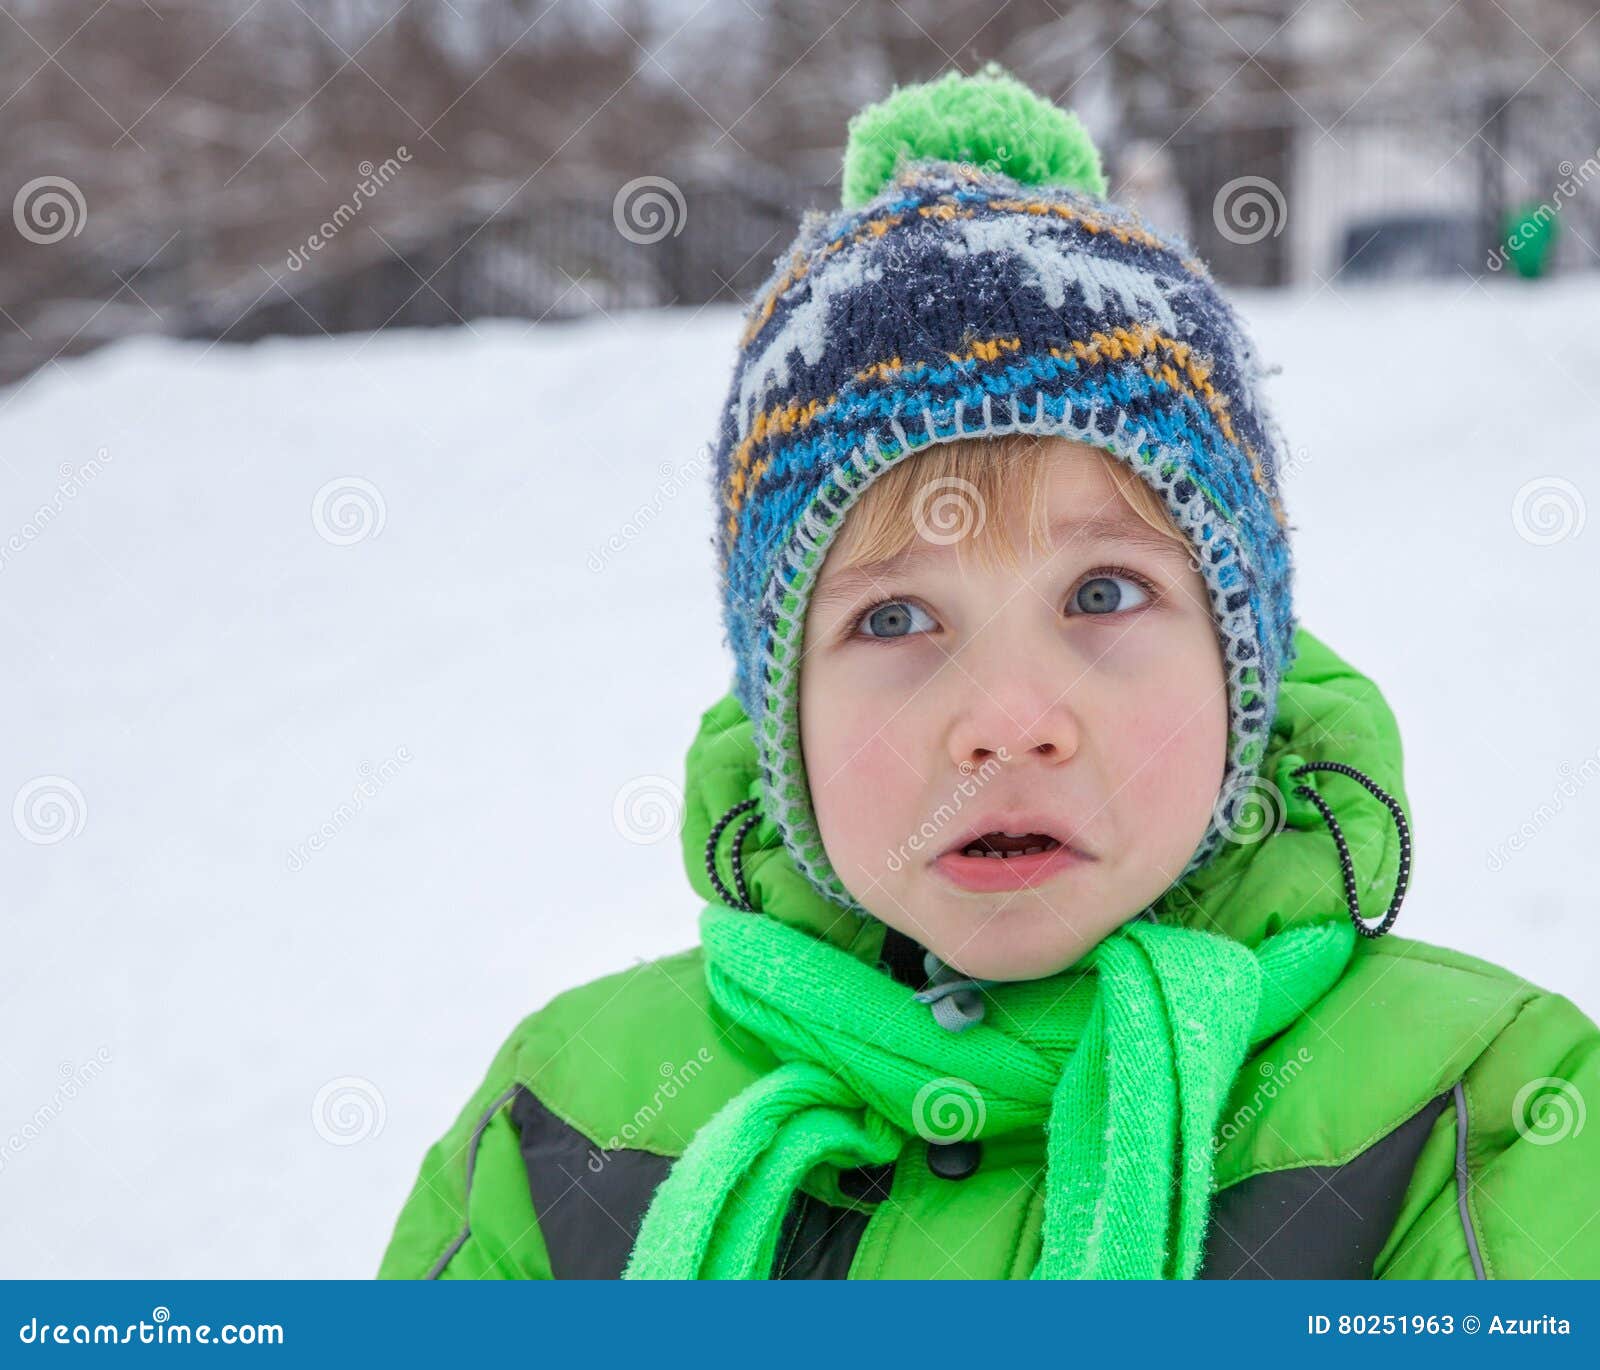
<box><xmin>826</xmin><ymin>432</ymin><xmax>1188</xmax><ymax>575</ymax></box>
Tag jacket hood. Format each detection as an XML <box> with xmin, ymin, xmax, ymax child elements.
<box><xmin>680</xmin><ymin>625</ymin><xmax>1411</xmax><ymax>968</ymax></box>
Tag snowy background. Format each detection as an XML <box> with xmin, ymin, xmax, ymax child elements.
<box><xmin>1</xmin><ymin>278</ymin><xmax>1596</xmax><ymax>1278</ymax></box>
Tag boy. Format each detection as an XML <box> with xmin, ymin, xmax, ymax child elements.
<box><xmin>379</xmin><ymin>65</ymin><xmax>1600</xmax><ymax>1279</ymax></box>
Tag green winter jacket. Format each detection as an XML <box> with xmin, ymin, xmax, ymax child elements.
<box><xmin>377</xmin><ymin>627</ymin><xmax>1600</xmax><ymax>1280</ymax></box>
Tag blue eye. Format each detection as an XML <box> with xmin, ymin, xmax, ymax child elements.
<box><xmin>859</xmin><ymin>600</ymin><xmax>937</xmax><ymax>639</ymax></box>
<box><xmin>1068</xmin><ymin>571</ymin><xmax>1152</xmax><ymax>616</ymax></box>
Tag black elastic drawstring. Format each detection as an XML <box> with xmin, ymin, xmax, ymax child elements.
<box><xmin>1288</xmin><ymin>761</ymin><xmax>1411</xmax><ymax>939</ymax></box>
<box><xmin>705</xmin><ymin>797</ymin><xmax>760</xmax><ymax>911</ymax></box>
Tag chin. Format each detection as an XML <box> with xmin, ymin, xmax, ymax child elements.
<box><xmin>928</xmin><ymin>915</ymin><xmax>1104</xmax><ymax>983</ymax></box>
<box><xmin>950</xmin><ymin>946</ymin><xmax>1091</xmax><ymax>982</ymax></box>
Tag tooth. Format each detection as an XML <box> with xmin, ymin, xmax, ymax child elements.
<box><xmin>1022</xmin><ymin>845</ymin><xmax>1042</xmax><ymax>855</ymax></box>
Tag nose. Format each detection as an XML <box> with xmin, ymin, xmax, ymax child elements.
<box><xmin>946</xmin><ymin>683</ymin><xmax>1081</xmax><ymax>773</ymax></box>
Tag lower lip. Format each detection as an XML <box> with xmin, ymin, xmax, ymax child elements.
<box><xmin>932</xmin><ymin>843</ymin><xmax>1092</xmax><ymax>892</ymax></box>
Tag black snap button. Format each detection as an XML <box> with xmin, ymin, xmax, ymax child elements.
<box><xmin>925</xmin><ymin>1137</ymin><xmax>981</xmax><ymax>1180</ymax></box>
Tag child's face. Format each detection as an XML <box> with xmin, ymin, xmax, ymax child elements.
<box><xmin>799</xmin><ymin>443</ymin><xmax>1229</xmax><ymax>981</ymax></box>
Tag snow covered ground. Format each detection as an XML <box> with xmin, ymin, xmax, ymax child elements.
<box><xmin>1</xmin><ymin>276</ymin><xmax>1596</xmax><ymax>1278</ymax></box>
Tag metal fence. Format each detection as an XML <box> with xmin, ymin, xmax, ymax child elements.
<box><xmin>173</xmin><ymin>172</ymin><xmax>823</xmax><ymax>347</ymax></box>
<box><xmin>6</xmin><ymin>85</ymin><xmax>1599</xmax><ymax>387</ymax></box>
<box><xmin>208</xmin><ymin>85</ymin><xmax>1600</xmax><ymax>349</ymax></box>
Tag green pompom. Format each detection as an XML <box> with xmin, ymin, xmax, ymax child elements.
<box><xmin>840</xmin><ymin>61</ymin><xmax>1107</xmax><ymax>210</ymax></box>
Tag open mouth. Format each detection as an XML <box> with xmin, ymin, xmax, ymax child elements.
<box><xmin>957</xmin><ymin>831</ymin><xmax>1064</xmax><ymax>859</ymax></box>
<box><xmin>934</xmin><ymin>823</ymin><xmax>1090</xmax><ymax>892</ymax></box>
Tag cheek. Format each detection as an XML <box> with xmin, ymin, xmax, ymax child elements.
<box><xmin>803</xmin><ymin>700</ymin><xmax>918</xmax><ymax>862</ymax></box>
<box><xmin>1104</xmin><ymin>655</ymin><xmax>1229</xmax><ymax>829</ymax></box>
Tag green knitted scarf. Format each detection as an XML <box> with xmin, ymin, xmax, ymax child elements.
<box><xmin>623</xmin><ymin>904</ymin><xmax>1357</xmax><ymax>1280</ymax></box>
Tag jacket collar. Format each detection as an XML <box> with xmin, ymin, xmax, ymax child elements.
<box><xmin>679</xmin><ymin>626</ymin><xmax>1410</xmax><ymax>967</ymax></box>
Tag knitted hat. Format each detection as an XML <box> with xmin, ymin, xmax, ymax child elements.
<box><xmin>709</xmin><ymin>63</ymin><xmax>1298</xmax><ymax>914</ymax></box>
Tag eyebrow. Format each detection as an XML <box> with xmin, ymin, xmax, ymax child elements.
<box><xmin>811</xmin><ymin>514</ymin><xmax>1194</xmax><ymax>612</ymax></box>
